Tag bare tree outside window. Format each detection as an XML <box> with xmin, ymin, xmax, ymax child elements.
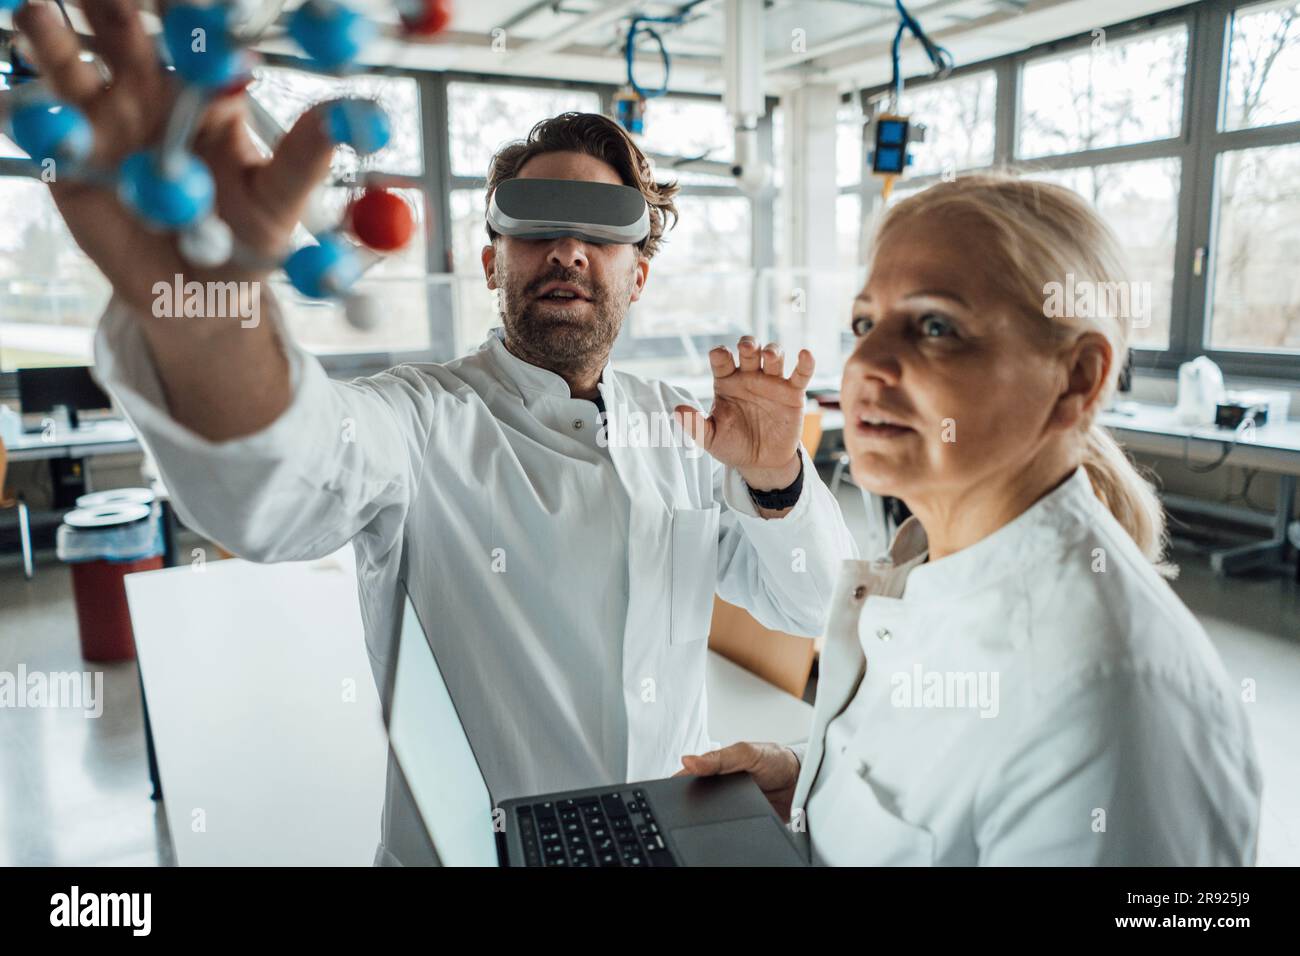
<box><xmin>1210</xmin><ymin>1</ymin><xmax>1300</xmax><ymax>353</ymax></box>
<box><xmin>640</xmin><ymin>97</ymin><xmax>734</xmax><ymax>187</ymax></box>
<box><xmin>446</xmin><ymin>83</ymin><xmax>600</xmax><ymax>178</ymax></box>
<box><xmin>1013</xmin><ymin>29</ymin><xmax>1188</xmax><ymax>351</ymax></box>
<box><xmin>250</xmin><ymin>65</ymin><xmax>423</xmax><ymax>178</ymax></box>
<box><xmin>1019</xmin><ymin>27</ymin><xmax>1188</xmax><ymax>158</ymax></box>
<box><xmin>1026</xmin><ymin>160</ymin><xmax>1179</xmax><ymax>350</ymax></box>
<box><xmin>899</xmin><ymin>71</ymin><xmax>996</xmax><ymax>177</ymax></box>
<box><xmin>0</xmin><ymin>180</ymin><xmax>109</xmax><ymax>370</ymax></box>
<box><xmin>1223</xmin><ymin>0</ymin><xmax>1300</xmax><ymax>131</ymax></box>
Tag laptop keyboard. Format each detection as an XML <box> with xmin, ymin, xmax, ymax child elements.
<box><xmin>516</xmin><ymin>790</ymin><xmax>676</xmax><ymax>867</ymax></box>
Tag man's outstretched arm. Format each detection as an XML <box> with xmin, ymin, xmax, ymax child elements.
<box><xmin>15</xmin><ymin>0</ymin><xmax>333</xmax><ymax>441</ymax></box>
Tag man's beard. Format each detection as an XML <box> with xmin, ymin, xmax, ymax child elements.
<box><xmin>495</xmin><ymin>264</ymin><xmax>630</xmax><ymax>378</ymax></box>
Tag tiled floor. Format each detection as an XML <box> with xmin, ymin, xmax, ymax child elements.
<box><xmin>0</xmin><ymin>557</ymin><xmax>175</xmax><ymax>866</ymax></box>
<box><xmin>1</xmin><ymin>482</ymin><xmax>1297</xmax><ymax>866</ymax></box>
<box><xmin>1166</xmin><ymin>552</ymin><xmax>1300</xmax><ymax>866</ymax></box>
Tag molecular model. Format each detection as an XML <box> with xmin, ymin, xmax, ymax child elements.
<box><xmin>1</xmin><ymin>0</ymin><xmax>454</xmax><ymax>329</ymax></box>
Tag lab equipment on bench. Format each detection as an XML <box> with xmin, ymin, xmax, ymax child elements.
<box><xmin>1215</xmin><ymin>401</ymin><xmax>1269</xmax><ymax>431</ymax></box>
<box><xmin>1224</xmin><ymin>389</ymin><xmax>1291</xmax><ymax>427</ymax></box>
<box><xmin>1175</xmin><ymin>356</ymin><xmax>1226</xmax><ymax>425</ymax></box>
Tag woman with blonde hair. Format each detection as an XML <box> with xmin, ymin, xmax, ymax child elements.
<box><xmin>681</xmin><ymin>174</ymin><xmax>1262</xmax><ymax>865</ymax></box>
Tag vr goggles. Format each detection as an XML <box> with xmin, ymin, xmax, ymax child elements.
<box><xmin>487</xmin><ymin>178</ymin><xmax>650</xmax><ymax>246</ymax></box>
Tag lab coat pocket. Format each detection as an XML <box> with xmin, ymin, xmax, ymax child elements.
<box><xmin>670</xmin><ymin>504</ymin><xmax>720</xmax><ymax>646</ymax></box>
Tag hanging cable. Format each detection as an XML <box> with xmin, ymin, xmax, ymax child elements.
<box><xmin>890</xmin><ymin>0</ymin><xmax>954</xmax><ymax>108</ymax></box>
<box><xmin>1225</xmin><ymin>467</ymin><xmax>1277</xmax><ymax>514</ymax></box>
<box><xmin>626</xmin><ymin>20</ymin><xmax>670</xmax><ymax>98</ymax></box>
<box><xmin>624</xmin><ymin>0</ymin><xmax>710</xmax><ymax>99</ymax></box>
<box><xmin>1182</xmin><ymin>419</ymin><xmax>1258</xmax><ymax>475</ymax></box>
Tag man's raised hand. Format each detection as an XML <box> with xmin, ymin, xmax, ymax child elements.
<box><xmin>674</xmin><ymin>336</ymin><xmax>815</xmax><ymax>495</ymax></box>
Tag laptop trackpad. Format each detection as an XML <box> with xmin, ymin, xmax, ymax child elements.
<box><xmin>670</xmin><ymin>816</ymin><xmax>800</xmax><ymax>866</ymax></box>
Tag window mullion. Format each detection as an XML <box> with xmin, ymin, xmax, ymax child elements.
<box><xmin>994</xmin><ymin>57</ymin><xmax>1018</xmax><ymax>167</ymax></box>
<box><xmin>1177</xmin><ymin>0</ymin><xmax>1232</xmax><ymax>366</ymax></box>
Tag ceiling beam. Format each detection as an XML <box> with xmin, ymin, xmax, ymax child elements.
<box><xmin>510</xmin><ymin>0</ymin><xmax>644</xmax><ymax>62</ymax></box>
<box><xmin>765</xmin><ymin>0</ymin><xmax>977</xmax><ymax>72</ymax></box>
<box><xmin>808</xmin><ymin>0</ymin><xmax>1186</xmax><ymax>89</ymax></box>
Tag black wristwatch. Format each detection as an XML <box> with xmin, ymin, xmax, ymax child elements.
<box><xmin>746</xmin><ymin>454</ymin><xmax>804</xmax><ymax>511</ymax></box>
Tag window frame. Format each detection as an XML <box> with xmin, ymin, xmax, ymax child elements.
<box><xmin>443</xmin><ymin>79</ymin><xmax>764</xmax><ymax>246</ymax></box>
<box><xmin>1182</xmin><ymin>0</ymin><xmax>1300</xmax><ymax>378</ymax></box>
<box><xmin>854</xmin><ymin>0</ymin><xmax>1300</xmax><ymax>384</ymax></box>
<box><xmin>0</xmin><ymin>46</ymin><xmax>446</xmax><ymax>378</ymax></box>
<box><xmin>251</xmin><ymin>54</ymin><xmax>447</xmax><ymax>376</ymax></box>
<box><xmin>1</xmin><ymin>46</ymin><xmax>773</xmax><ymax>380</ymax></box>
<box><xmin>441</xmin><ymin>77</ymin><xmax>775</xmax><ymax>361</ymax></box>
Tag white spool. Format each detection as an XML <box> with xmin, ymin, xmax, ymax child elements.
<box><xmin>302</xmin><ymin>183</ymin><xmax>339</xmax><ymax>236</ymax></box>
<box><xmin>343</xmin><ymin>292</ymin><xmax>382</xmax><ymax>331</ymax></box>
<box><xmin>76</xmin><ymin>488</ymin><xmax>156</xmax><ymax>509</ymax></box>
<box><xmin>63</xmin><ymin>503</ymin><xmax>151</xmax><ymax>529</ymax></box>
<box><xmin>179</xmin><ymin>215</ymin><xmax>235</xmax><ymax>268</ymax></box>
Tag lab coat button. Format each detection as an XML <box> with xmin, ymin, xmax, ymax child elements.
<box><xmin>876</xmin><ymin>627</ymin><xmax>892</xmax><ymax>642</ymax></box>
<box><xmin>852</xmin><ymin>585</ymin><xmax>867</xmax><ymax>600</ymax></box>
<box><xmin>572</xmin><ymin>418</ymin><xmax>584</xmax><ymax>430</ymax></box>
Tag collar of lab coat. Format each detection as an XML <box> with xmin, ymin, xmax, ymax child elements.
<box><xmin>484</xmin><ymin>327</ymin><xmax>614</xmax><ymax>404</ymax></box>
<box><xmin>887</xmin><ymin>465</ymin><xmax>1097</xmax><ymax>604</ymax></box>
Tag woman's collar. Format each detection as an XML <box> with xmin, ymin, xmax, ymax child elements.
<box><xmin>893</xmin><ymin>466</ymin><xmax>1097</xmax><ymax>602</ymax></box>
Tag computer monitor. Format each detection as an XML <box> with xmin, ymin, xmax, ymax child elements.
<box><xmin>16</xmin><ymin>365</ymin><xmax>112</xmax><ymax>429</ymax></box>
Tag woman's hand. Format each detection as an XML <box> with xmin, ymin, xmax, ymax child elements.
<box><xmin>676</xmin><ymin>742</ymin><xmax>801</xmax><ymax>822</ymax></box>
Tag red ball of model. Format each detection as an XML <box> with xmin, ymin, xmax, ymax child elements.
<box><xmin>399</xmin><ymin>0</ymin><xmax>453</xmax><ymax>36</ymax></box>
<box><xmin>348</xmin><ymin>189</ymin><xmax>415</xmax><ymax>252</ymax></box>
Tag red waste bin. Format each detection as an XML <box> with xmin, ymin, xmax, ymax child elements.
<box><xmin>59</xmin><ymin>497</ymin><xmax>165</xmax><ymax>663</ymax></box>
<box><xmin>69</xmin><ymin>555</ymin><xmax>164</xmax><ymax>662</ymax></box>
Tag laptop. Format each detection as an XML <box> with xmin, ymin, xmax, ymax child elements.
<box><xmin>384</xmin><ymin>580</ymin><xmax>808</xmax><ymax>867</ymax></box>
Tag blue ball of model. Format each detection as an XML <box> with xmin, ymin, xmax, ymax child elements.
<box><xmin>160</xmin><ymin>4</ymin><xmax>248</xmax><ymax>89</ymax></box>
<box><xmin>117</xmin><ymin>151</ymin><xmax>216</xmax><ymax>229</ymax></box>
<box><xmin>7</xmin><ymin>98</ymin><xmax>93</xmax><ymax>164</ymax></box>
<box><xmin>289</xmin><ymin>0</ymin><xmax>379</xmax><ymax>71</ymax></box>
<box><xmin>285</xmin><ymin>233</ymin><xmax>364</xmax><ymax>299</ymax></box>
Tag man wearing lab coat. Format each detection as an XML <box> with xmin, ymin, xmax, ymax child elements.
<box><xmin>16</xmin><ymin>2</ymin><xmax>858</xmax><ymax>867</ymax></box>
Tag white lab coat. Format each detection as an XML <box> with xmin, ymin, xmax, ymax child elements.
<box><xmin>93</xmin><ymin>295</ymin><xmax>856</xmax><ymax>866</ymax></box>
<box><xmin>791</xmin><ymin>466</ymin><xmax>1262</xmax><ymax>865</ymax></box>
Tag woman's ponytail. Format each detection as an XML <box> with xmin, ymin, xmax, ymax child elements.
<box><xmin>1081</xmin><ymin>423</ymin><xmax>1175</xmax><ymax>577</ymax></box>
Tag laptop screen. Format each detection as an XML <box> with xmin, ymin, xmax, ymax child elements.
<box><xmin>388</xmin><ymin>587</ymin><xmax>499</xmax><ymax>867</ymax></box>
